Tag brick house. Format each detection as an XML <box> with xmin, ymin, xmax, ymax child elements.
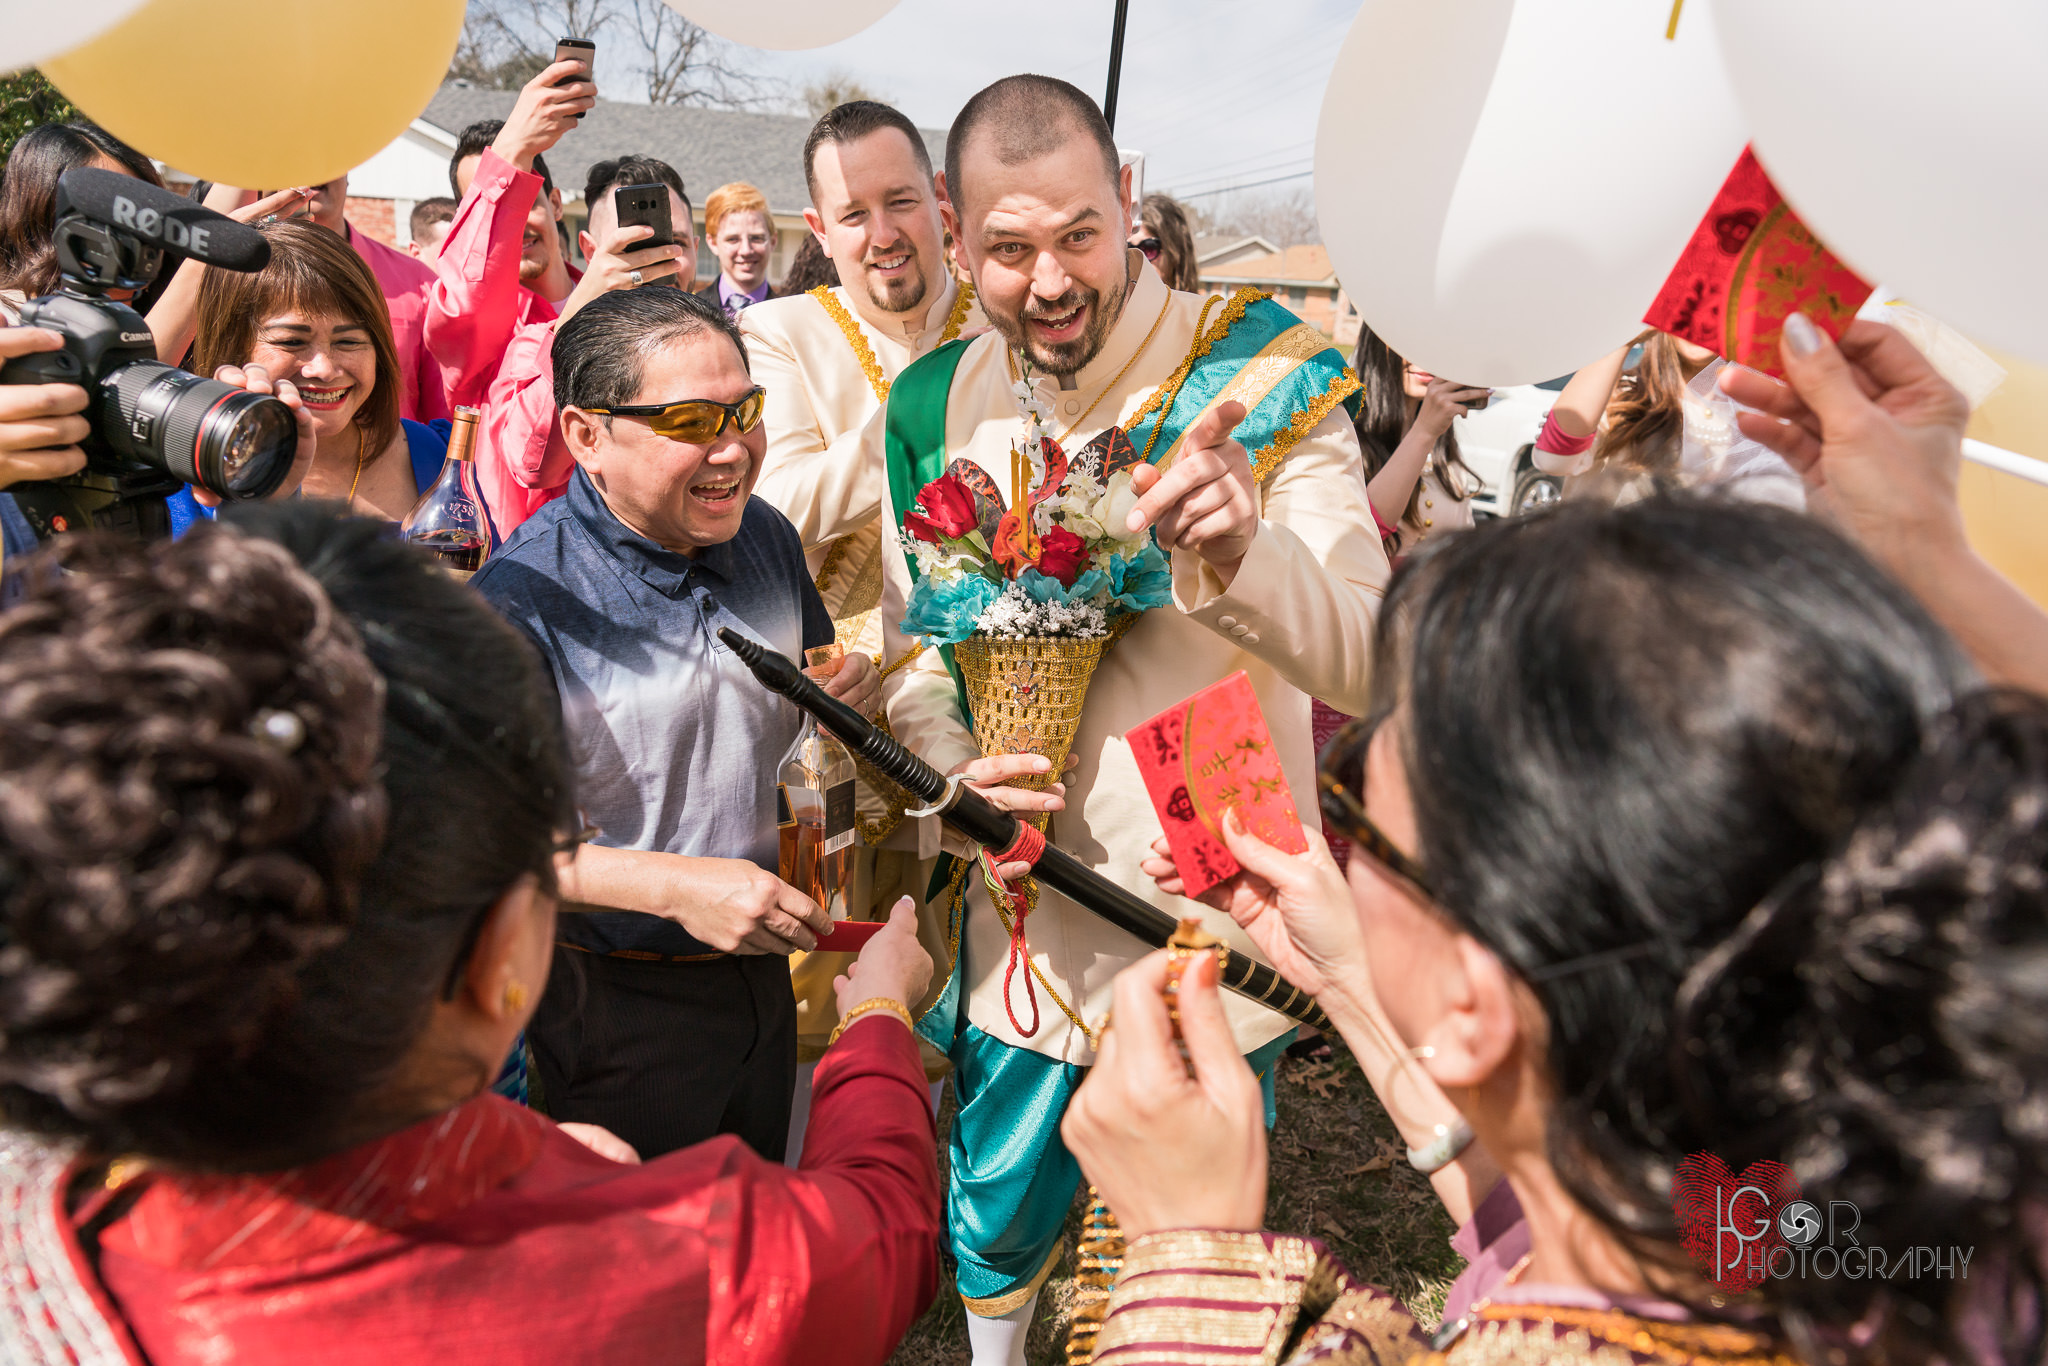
<box><xmin>1198</xmin><ymin>243</ymin><xmax>1350</xmax><ymax>339</ymax></box>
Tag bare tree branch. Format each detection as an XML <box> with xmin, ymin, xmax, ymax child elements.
<box><xmin>628</xmin><ymin>0</ymin><xmax>777</xmax><ymax>108</ymax></box>
<box><xmin>797</xmin><ymin>69</ymin><xmax>894</xmax><ymax>120</ymax></box>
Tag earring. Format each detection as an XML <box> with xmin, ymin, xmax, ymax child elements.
<box><xmin>503</xmin><ymin>981</ymin><xmax>529</xmax><ymax>1013</ymax></box>
<box><xmin>1409</xmin><ymin>1045</ymin><xmax>1436</xmax><ymax>1060</ymax></box>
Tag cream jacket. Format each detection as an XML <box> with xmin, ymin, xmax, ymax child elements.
<box><xmin>742</xmin><ymin>276</ymin><xmax>983</xmax><ymax>660</ymax></box>
<box><xmin>869</xmin><ymin>262</ymin><xmax>1390</xmax><ymax>1062</ymax></box>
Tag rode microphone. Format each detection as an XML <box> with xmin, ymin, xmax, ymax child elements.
<box><xmin>54</xmin><ymin>167</ymin><xmax>271</xmax><ymax>274</ymax></box>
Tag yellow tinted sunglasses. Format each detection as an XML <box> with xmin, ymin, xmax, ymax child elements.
<box><xmin>587</xmin><ymin>386</ymin><xmax>765</xmax><ymax>444</ymax></box>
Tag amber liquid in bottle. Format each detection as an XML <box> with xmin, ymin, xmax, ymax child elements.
<box><xmin>778</xmin><ymin>644</ymin><xmax>858</xmax><ymax>924</ymax></box>
<box><xmin>400</xmin><ymin>405</ymin><xmax>491</xmax><ymax>581</ymax></box>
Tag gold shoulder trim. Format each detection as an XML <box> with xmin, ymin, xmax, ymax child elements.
<box><xmin>1126</xmin><ymin>286</ymin><xmax>1268</xmax><ymax>438</ymax></box>
<box><xmin>1250</xmin><ymin>365</ymin><xmax>1363</xmax><ymax>485</ymax></box>
<box><xmin>810</xmin><ymin>286</ymin><xmax>890</xmax><ymax>403</ymax></box>
<box><xmin>941</xmin><ymin>277</ymin><xmax>977</xmax><ymax>345</ymax></box>
<box><xmin>808</xmin><ymin>279</ymin><xmax>979</xmax><ymax>406</ymax></box>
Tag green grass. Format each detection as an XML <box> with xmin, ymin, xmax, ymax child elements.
<box><xmin>886</xmin><ymin>1039</ymin><xmax>1465</xmax><ymax>1366</ymax></box>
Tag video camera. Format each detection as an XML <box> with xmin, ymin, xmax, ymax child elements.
<box><xmin>0</xmin><ymin>168</ymin><xmax>299</xmax><ymax>539</ymax></box>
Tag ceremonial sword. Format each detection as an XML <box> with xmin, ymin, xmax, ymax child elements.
<box><xmin>718</xmin><ymin>628</ymin><xmax>1334</xmax><ymax>1034</ymax></box>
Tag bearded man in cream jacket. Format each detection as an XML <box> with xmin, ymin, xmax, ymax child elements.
<box><xmin>741</xmin><ymin>101</ymin><xmax>985</xmax><ymax>1154</ymax></box>
<box><xmin>805</xmin><ymin>75</ymin><xmax>1390</xmax><ymax>1363</ymax></box>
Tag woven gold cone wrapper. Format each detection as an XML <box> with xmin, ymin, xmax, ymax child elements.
<box><xmin>953</xmin><ymin>633</ymin><xmax>1114</xmax><ymax>830</ymax></box>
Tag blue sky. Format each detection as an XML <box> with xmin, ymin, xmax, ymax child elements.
<box><xmin>735</xmin><ymin>0</ymin><xmax>1355</xmax><ymax>208</ymax></box>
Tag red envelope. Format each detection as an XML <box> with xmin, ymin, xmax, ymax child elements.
<box><xmin>1644</xmin><ymin>145</ymin><xmax>1872</xmax><ymax>379</ymax></box>
<box><xmin>1127</xmin><ymin>671</ymin><xmax>1308</xmax><ymax>899</ymax></box>
<box><xmin>812</xmin><ymin>919</ymin><xmax>886</xmax><ymax>953</ymax></box>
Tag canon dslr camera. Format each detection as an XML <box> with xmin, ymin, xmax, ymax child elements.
<box><xmin>0</xmin><ymin>168</ymin><xmax>298</xmax><ymax>539</ymax></box>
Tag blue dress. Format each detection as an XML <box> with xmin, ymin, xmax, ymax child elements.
<box><xmin>167</xmin><ymin>419</ymin><xmax>453</xmax><ymax>537</ymax></box>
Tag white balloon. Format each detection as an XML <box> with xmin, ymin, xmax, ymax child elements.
<box><xmin>661</xmin><ymin>0</ymin><xmax>899</xmax><ymax>51</ymax></box>
<box><xmin>1315</xmin><ymin>0</ymin><xmax>1749</xmax><ymax>385</ymax></box>
<box><xmin>0</xmin><ymin>0</ymin><xmax>152</xmax><ymax>71</ymax></box>
<box><xmin>1715</xmin><ymin>0</ymin><xmax>2048</xmax><ymax>367</ymax></box>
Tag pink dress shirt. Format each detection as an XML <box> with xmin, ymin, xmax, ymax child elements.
<box><xmin>345</xmin><ymin>224</ymin><xmax>450</xmax><ymax>424</ymax></box>
<box><xmin>424</xmin><ymin>148</ymin><xmax>575</xmax><ymax>536</ymax></box>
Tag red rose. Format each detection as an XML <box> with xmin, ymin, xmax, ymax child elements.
<box><xmin>1034</xmin><ymin>525</ymin><xmax>1088</xmax><ymax>587</ymax></box>
<box><xmin>916</xmin><ymin>474</ymin><xmax>981</xmax><ymax>539</ymax></box>
<box><xmin>904</xmin><ymin>510</ymin><xmax>943</xmax><ymax>542</ymax></box>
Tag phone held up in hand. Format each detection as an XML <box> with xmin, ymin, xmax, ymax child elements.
<box><xmin>613</xmin><ymin>183</ymin><xmax>675</xmax><ymax>253</ymax></box>
<box><xmin>554</xmin><ymin>37</ymin><xmax>595</xmax><ymax>119</ymax></box>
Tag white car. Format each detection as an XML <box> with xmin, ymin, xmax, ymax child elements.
<box><xmin>1451</xmin><ymin>377</ymin><xmax>1570</xmax><ymax>519</ymax></box>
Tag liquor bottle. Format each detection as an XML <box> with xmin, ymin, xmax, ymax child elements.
<box><xmin>400</xmin><ymin>405</ymin><xmax>491</xmax><ymax>581</ymax></box>
<box><xmin>777</xmin><ymin>643</ymin><xmax>859</xmax><ymax>923</ymax></box>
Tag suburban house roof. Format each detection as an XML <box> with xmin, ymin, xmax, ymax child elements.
<box><xmin>419</xmin><ymin>83</ymin><xmax>948</xmax><ymax>212</ymax></box>
<box><xmin>1193</xmin><ymin>233</ymin><xmax>1279</xmax><ymax>268</ymax></box>
<box><xmin>1201</xmin><ymin>243</ymin><xmax>1338</xmax><ymax>288</ymax></box>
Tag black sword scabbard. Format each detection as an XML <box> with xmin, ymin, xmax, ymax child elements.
<box><xmin>719</xmin><ymin>629</ymin><xmax>1333</xmax><ymax>1034</ymax></box>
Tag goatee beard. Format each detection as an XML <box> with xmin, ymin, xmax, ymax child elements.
<box><xmin>997</xmin><ymin>284</ymin><xmax>1116</xmax><ymax>378</ymax></box>
<box><xmin>864</xmin><ymin>257</ymin><xmax>929</xmax><ymax>316</ymax></box>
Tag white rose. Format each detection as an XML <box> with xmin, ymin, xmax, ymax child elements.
<box><xmin>1096</xmin><ymin>468</ymin><xmax>1142</xmax><ymax>540</ymax></box>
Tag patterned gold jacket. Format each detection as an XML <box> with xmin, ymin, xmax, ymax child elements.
<box><xmin>1091</xmin><ymin>1231</ymin><xmax>1801</xmax><ymax>1366</ymax></box>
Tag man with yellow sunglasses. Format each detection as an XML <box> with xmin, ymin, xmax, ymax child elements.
<box><xmin>473</xmin><ymin>287</ymin><xmax>882</xmax><ymax>1164</ymax></box>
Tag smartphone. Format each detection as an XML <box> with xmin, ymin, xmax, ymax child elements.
<box><xmin>613</xmin><ymin>182</ymin><xmax>675</xmax><ymax>253</ymax></box>
<box><xmin>554</xmin><ymin>37</ymin><xmax>595</xmax><ymax>119</ymax></box>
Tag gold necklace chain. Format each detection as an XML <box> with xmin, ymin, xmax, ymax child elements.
<box><xmin>345</xmin><ymin>422</ymin><xmax>369</xmax><ymax>505</ymax></box>
<box><xmin>1007</xmin><ymin>290</ymin><xmax>1174</xmax><ymax>445</ymax></box>
<box><xmin>810</xmin><ymin>277</ymin><xmax>978</xmax><ymax>404</ymax></box>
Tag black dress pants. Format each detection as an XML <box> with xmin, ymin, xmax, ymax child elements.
<box><xmin>529</xmin><ymin>947</ymin><xmax>797</xmax><ymax>1162</ymax></box>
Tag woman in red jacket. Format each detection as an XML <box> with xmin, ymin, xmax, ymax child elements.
<box><xmin>0</xmin><ymin>503</ymin><xmax>941</xmax><ymax>1366</ymax></box>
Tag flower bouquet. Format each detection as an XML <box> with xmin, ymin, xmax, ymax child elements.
<box><xmin>899</xmin><ymin>370</ymin><xmax>1173</xmax><ymax>821</ymax></box>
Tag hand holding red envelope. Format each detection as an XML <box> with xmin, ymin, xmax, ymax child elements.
<box><xmin>1645</xmin><ymin>146</ymin><xmax>1874</xmax><ymax>379</ymax></box>
<box><xmin>1128</xmin><ymin>671</ymin><xmax>1308</xmax><ymax>900</ymax></box>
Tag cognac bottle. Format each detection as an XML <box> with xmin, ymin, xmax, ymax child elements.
<box><xmin>400</xmin><ymin>405</ymin><xmax>491</xmax><ymax>581</ymax></box>
<box><xmin>778</xmin><ymin>644</ymin><xmax>859</xmax><ymax>923</ymax></box>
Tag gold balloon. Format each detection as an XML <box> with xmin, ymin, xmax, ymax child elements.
<box><xmin>44</xmin><ymin>0</ymin><xmax>464</xmax><ymax>189</ymax></box>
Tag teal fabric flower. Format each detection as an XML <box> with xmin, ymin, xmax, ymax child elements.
<box><xmin>902</xmin><ymin>573</ymin><xmax>1001</xmax><ymax>646</ymax></box>
<box><xmin>1108</xmin><ymin>542</ymin><xmax>1172</xmax><ymax>614</ymax></box>
<box><xmin>1018</xmin><ymin>566</ymin><xmax>1108</xmax><ymax>605</ymax></box>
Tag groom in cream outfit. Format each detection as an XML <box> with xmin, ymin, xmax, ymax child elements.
<box><xmin>838</xmin><ymin>76</ymin><xmax>1388</xmax><ymax>1363</ymax></box>
<box><xmin>741</xmin><ymin>101</ymin><xmax>985</xmax><ymax>1152</ymax></box>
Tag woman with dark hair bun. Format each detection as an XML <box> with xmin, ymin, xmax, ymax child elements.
<box><xmin>0</xmin><ymin>504</ymin><xmax>942</xmax><ymax>1365</ymax></box>
<box><xmin>1065</xmin><ymin>493</ymin><xmax>2048</xmax><ymax>1366</ymax></box>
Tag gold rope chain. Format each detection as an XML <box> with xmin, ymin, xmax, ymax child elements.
<box><xmin>808</xmin><ymin>277</ymin><xmax>978</xmax><ymax>405</ymax></box>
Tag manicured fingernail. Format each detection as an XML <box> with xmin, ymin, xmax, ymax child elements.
<box><xmin>1782</xmin><ymin>312</ymin><xmax>1822</xmax><ymax>358</ymax></box>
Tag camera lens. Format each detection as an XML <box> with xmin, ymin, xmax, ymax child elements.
<box><xmin>104</xmin><ymin>361</ymin><xmax>298</xmax><ymax>501</ymax></box>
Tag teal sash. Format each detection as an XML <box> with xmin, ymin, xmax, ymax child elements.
<box><xmin>1123</xmin><ymin>290</ymin><xmax>1362</xmax><ymax>482</ymax></box>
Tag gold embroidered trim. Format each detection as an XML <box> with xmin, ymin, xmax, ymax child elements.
<box><xmin>1124</xmin><ymin>286</ymin><xmax>1268</xmax><ymax>438</ymax></box>
<box><xmin>962</xmin><ymin>1238</ymin><xmax>1064</xmax><ymax>1317</ymax></box>
<box><xmin>811</xmin><ymin>285</ymin><xmax>889</xmax><ymax>401</ymax></box>
<box><xmin>808</xmin><ymin>279</ymin><xmax>977</xmax><ymax>404</ymax></box>
<box><xmin>1464</xmin><ymin>1305</ymin><xmax>1799</xmax><ymax>1366</ymax></box>
<box><xmin>1250</xmin><ymin>366</ymin><xmax>1364</xmax><ymax>485</ymax></box>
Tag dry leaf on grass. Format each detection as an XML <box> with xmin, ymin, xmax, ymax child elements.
<box><xmin>1343</xmin><ymin>1140</ymin><xmax>1402</xmax><ymax>1177</ymax></box>
<box><xmin>1291</xmin><ymin>1061</ymin><xmax>1344</xmax><ymax>1099</ymax></box>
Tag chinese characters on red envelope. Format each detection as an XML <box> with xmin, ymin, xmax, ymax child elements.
<box><xmin>1127</xmin><ymin>671</ymin><xmax>1307</xmax><ymax>899</ymax></box>
<box><xmin>1644</xmin><ymin>145</ymin><xmax>1872</xmax><ymax>380</ymax></box>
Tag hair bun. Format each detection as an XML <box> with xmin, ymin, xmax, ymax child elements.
<box><xmin>0</xmin><ymin>526</ymin><xmax>388</xmax><ymax>1128</ymax></box>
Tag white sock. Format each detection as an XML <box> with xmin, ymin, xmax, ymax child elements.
<box><xmin>783</xmin><ymin>1060</ymin><xmax>817</xmax><ymax>1168</ymax></box>
<box><xmin>963</xmin><ymin>1289</ymin><xmax>1037</xmax><ymax>1366</ymax></box>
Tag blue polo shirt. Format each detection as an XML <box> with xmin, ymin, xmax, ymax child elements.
<box><xmin>474</xmin><ymin>466</ymin><xmax>833</xmax><ymax>956</ymax></box>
